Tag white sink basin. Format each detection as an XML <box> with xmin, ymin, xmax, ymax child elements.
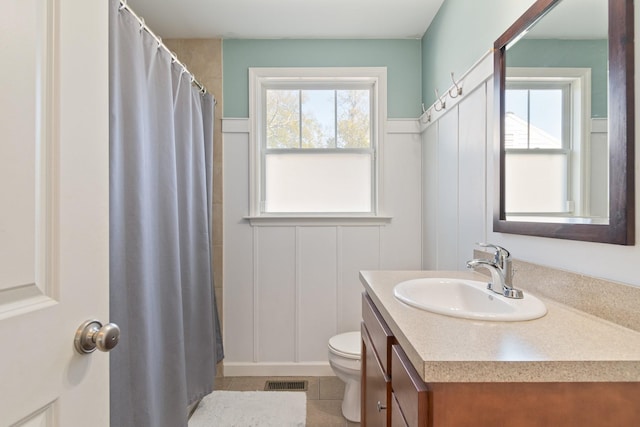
<box><xmin>393</xmin><ymin>278</ymin><xmax>547</xmax><ymax>321</ymax></box>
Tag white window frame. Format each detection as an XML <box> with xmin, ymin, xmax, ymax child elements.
<box><xmin>247</xmin><ymin>67</ymin><xmax>389</xmax><ymax>225</ymax></box>
<box><xmin>505</xmin><ymin>67</ymin><xmax>592</xmax><ymax>217</ymax></box>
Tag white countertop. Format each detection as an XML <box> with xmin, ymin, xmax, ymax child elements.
<box><xmin>360</xmin><ymin>270</ymin><xmax>640</xmax><ymax>382</ymax></box>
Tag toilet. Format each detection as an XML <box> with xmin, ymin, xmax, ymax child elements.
<box><xmin>328</xmin><ymin>331</ymin><xmax>362</xmax><ymax>422</ymax></box>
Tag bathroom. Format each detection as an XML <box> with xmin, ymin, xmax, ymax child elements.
<box><xmin>2</xmin><ymin>0</ymin><xmax>639</xmax><ymax>426</ymax></box>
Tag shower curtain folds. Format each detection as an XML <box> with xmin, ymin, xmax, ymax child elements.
<box><xmin>109</xmin><ymin>1</ymin><xmax>223</xmax><ymax>426</ymax></box>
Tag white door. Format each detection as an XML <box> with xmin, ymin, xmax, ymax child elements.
<box><xmin>0</xmin><ymin>0</ymin><xmax>110</xmax><ymax>426</ymax></box>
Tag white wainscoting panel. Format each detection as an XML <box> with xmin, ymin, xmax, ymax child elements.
<box><xmin>297</xmin><ymin>226</ymin><xmax>338</xmax><ymax>362</ymax></box>
<box><xmin>485</xmin><ymin>78</ymin><xmax>496</xmax><ymax>235</ymax></box>
<box><xmin>589</xmin><ymin>118</ymin><xmax>608</xmax><ymax>218</ymax></box>
<box><xmin>256</xmin><ymin>226</ymin><xmax>297</xmax><ymax>362</ymax></box>
<box><xmin>422</xmin><ymin>82</ymin><xmax>491</xmax><ymax>270</ymax></box>
<box><xmin>457</xmin><ymin>84</ymin><xmax>488</xmax><ymax>268</ymax></box>
<box><xmin>338</xmin><ymin>226</ymin><xmax>381</xmax><ymax>332</ymax></box>
<box><xmin>435</xmin><ymin>108</ymin><xmax>460</xmax><ymax>270</ymax></box>
<box><xmin>223</xmin><ymin>133</ymin><xmax>254</xmax><ymax>362</ymax></box>
<box><xmin>223</xmin><ymin>120</ymin><xmax>422</xmax><ymax>375</ymax></box>
<box><xmin>422</xmin><ymin>124</ymin><xmax>439</xmax><ymax>270</ymax></box>
<box><xmin>380</xmin><ymin>133</ymin><xmax>423</xmax><ymax>270</ymax></box>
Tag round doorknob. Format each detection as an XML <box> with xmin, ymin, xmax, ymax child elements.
<box><xmin>74</xmin><ymin>319</ymin><xmax>120</xmax><ymax>354</ymax></box>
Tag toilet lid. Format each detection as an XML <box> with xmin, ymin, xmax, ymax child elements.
<box><xmin>328</xmin><ymin>331</ymin><xmax>361</xmax><ymax>360</ymax></box>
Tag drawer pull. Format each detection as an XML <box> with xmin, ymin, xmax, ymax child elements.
<box><xmin>377</xmin><ymin>401</ymin><xmax>387</xmax><ymax>412</ymax></box>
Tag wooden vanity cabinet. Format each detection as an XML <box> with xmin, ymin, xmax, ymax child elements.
<box><xmin>362</xmin><ymin>291</ymin><xmax>640</xmax><ymax>427</ymax></box>
<box><xmin>361</xmin><ymin>293</ymin><xmax>394</xmax><ymax>426</ymax></box>
<box><xmin>362</xmin><ymin>292</ymin><xmax>427</xmax><ymax>427</ymax></box>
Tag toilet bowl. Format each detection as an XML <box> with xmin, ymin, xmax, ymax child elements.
<box><xmin>328</xmin><ymin>331</ymin><xmax>361</xmax><ymax>423</ymax></box>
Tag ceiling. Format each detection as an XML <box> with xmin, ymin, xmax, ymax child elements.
<box><xmin>526</xmin><ymin>0</ymin><xmax>607</xmax><ymax>39</ymax></box>
<box><xmin>126</xmin><ymin>0</ymin><xmax>445</xmax><ymax>39</ymax></box>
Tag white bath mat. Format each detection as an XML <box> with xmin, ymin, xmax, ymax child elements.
<box><xmin>188</xmin><ymin>390</ymin><xmax>306</xmax><ymax>427</ymax></box>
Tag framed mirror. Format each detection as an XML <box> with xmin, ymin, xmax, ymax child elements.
<box><xmin>493</xmin><ymin>0</ymin><xmax>635</xmax><ymax>244</ymax></box>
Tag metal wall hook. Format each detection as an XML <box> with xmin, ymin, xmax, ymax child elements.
<box><xmin>420</xmin><ymin>103</ymin><xmax>432</xmax><ymax>123</ymax></box>
<box><xmin>421</xmin><ymin>104</ymin><xmax>431</xmax><ymax>123</ymax></box>
<box><xmin>434</xmin><ymin>88</ymin><xmax>446</xmax><ymax>111</ymax></box>
<box><xmin>448</xmin><ymin>72</ymin><xmax>463</xmax><ymax>98</ymax></box>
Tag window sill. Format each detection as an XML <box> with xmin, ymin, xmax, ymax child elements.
<box><xmin>244</xmin><ymin>215</ymin><xmax>392</xmax><ymax>227</ymax></box>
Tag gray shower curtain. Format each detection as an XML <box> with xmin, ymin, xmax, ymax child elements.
<box><xmin>109</xmin><ymin>1</ymin><xmax>223</xmax><ymax>426</ymax></box>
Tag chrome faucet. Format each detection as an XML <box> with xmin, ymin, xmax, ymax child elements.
<box><xmin>466</xmin><ymin>243</ymin><xmax>523</xmax><ymax>299</ymax></box>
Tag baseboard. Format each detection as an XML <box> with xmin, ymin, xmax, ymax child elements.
<box><xmin>223</xmin><ymin>362</ymin><xmax>334</xmax><ymax>377</ymax></box>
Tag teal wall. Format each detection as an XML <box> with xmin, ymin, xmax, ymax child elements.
<box><xmin>222</xmin><ymin>1</ymin><xmax>607</xmax><ymax>118</ymax></box>
<box><xmin>421</xmin><ymin>0</ymin><xmax>536</xmax><ymax>107</ymax></box>
<box><xmin>222</xmin><ymin>39</ymin><xmax>422</xmax><ymax>118</ymax></box>
<box><xmin>507</xmin><ymin>39</ymin><xmax>608</xmax><ymax>117</ymax></box>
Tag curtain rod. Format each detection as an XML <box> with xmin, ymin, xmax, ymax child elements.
<box><xmin>117</xmin><ymin>0</ymin><xmax>216</xmax><ymax>103</ymax></box>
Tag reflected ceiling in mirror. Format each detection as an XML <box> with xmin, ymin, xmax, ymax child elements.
<box><xmin>493</xmin><ymin>0</ymin><xmax>635</xmax><ymax>244</ymax></box>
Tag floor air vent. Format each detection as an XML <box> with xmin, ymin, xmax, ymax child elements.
<box><xmin>264</xmin><ymin>380</ymin><xmax>308</xmax><ymax>391</ymax></box>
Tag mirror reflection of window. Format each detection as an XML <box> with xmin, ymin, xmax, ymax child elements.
<box><xmin>505</xmin><ymin>87</ymin><xmax>565</xmax><ymax>149</ymax></box>
<box><xmin>505</xmin><ymin>83</ymin><xmax>570</xmax><ymax>215</ymax></box>
<box><xmin>502</xmin><ymin>0</ymin><xmax>610</xmax><ymax>224</ymax></box>
<box><xmin>503</xmin><ymin>66</ymin><xmax>598</xmax><ymax>221</ymax></box>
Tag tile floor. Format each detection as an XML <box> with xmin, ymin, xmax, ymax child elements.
<box><xmin>214</xmin><ymin>376</ymin><xmax>360</xmax><ymax>427</ymax></box>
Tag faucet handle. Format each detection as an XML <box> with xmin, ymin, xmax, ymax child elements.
<box><xmin>476</xmin><ymin>243</ymin><xmax>510</xmax><ymax>264</ymax></box>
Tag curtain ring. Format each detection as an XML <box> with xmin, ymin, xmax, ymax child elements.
<box><xmin>118</xmin><ymin>0</ymin><xmax>127</xmax><ymax>11</ymax></box>
<box><xmin>139</xmin><ymin>17</ymin><xmax>145</xmax><ymax>34</ymax></box>
<box><xmin>171</xmin><ymin>51</ymin><xmax>178</xmax><ymax>64</ymax></box>
<box><xmin>157</xmin><ymin>36</ymin><xmax>162</xmax><ymax>50</ymax></box>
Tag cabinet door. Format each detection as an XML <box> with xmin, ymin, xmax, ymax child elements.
<box><xmin>391</xmin><ymin>392</ymin><xmax>410</xmax><ymax>427</ymax></box>
<box><xmin>392</xmin><ymin>344</ymin><xmax>430</xmax><ymax>427</ymax></box>
<box><xmin>362</xmin><ymin>323</ymin><xmax>390</xmax><ymax>426</ymax></box>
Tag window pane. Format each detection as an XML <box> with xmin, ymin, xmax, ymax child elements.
<box><xmin>505</xmin><ymin>89</ymin><xmax>528</xmax><ymax>149</ymax></box>
<box><xmin>301</xmin><ymin>90</ymin><xmax>335</xmax><ymax>148</ymax></box>
<box><xmin>266</xmin><ymin>89</ymin><xmax>300</xmax><ymax>148</ymax></box>
<box><xmin>264</xmin><ymin>153</ymin><xmax>372</xmax><ymax>213</ymax></box>
<box><xmin>337</xmin><ymin>90</ymin><xmax>370</xmax><ymax>148</ymax></box>
<box><xmin>529</xmin><ymin>89</ymin><xmax>563</xmax><ymax>148</ymax></box>
<box><xmin>505</xmin><ymin>152</ymin><xmax>568</xmax><ymax>213</ymax></box>
<box><xmin>505</xmin><ymin>88</ymin><xmax>564</xmax><ymax>149</ymax></box>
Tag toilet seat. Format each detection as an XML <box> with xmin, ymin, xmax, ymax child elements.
<box><xmin>328</xmin><ymin>331</ymin><xmax>361</xmax><ymax>360</ymax></box>
<box><xmin>328</xmin><ymin>331</ymin><xmax>362</xmax><ymax>422</ymax></box>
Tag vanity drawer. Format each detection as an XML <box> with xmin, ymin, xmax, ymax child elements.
<box><xmin>362</xmin><ymin>292</ymin><xmax>394</xmax><ymax>373</ymax></box>
<box><xmin>391</xmin><ymin>344</ymin><xmax>429</xmax><ymax>427</ymax></box>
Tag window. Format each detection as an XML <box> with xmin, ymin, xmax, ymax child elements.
<box><xmin>249</xmin><ymin>68</ymin><xmax>387</xmax><ymax>221</ymax></box>
<box><xmin>504</xmin><ymin>68</ymin><xmax>591</xmax><ymax>217</ymax></box>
